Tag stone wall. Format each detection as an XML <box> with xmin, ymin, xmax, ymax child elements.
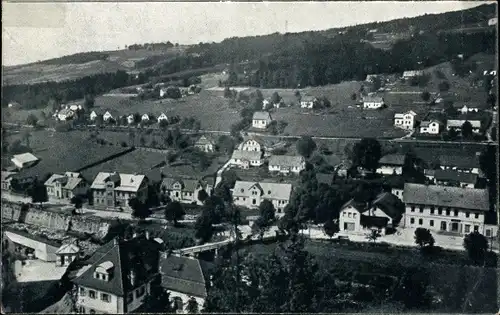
<box><xmin>1</xmin><ymin>201</ymin><xmax>111</xmax><ymax>236</ymax></box>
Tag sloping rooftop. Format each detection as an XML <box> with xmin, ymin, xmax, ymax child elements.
<box><xmin>362</xmin><ymin>96</ymin><xmax>384</xmax><ymax>103</ymax></box>
<box><xmin>370</xmin><ymin>192</ymin><xmax>405</xmax><ymax>219</ymax></box>
<box><xmin>403</xmin><ymin>183</ymin><xmax>490</xmax><ymax>211</ymax></box>
<box><xmin>268</xmin><ymin>155</ymin><xmax>304</xmax><ymax>168</ymax></box>
<box><xmin>379</xmin><ymin>154</ymin><xmax>405</xmax><ymax>166</ymax></box>
<box><xmin>231</xmin><ymin>150</ymin><xmax>262</xmax><ymax>161</ymax></box>
<box><xmin>56</xmin><ymin>243</ymin><xmax>81</xmax><ymax>255</ymax></box>
<box><xmin>447</xmin><ymin>119</ymin><xmax>481</xmax><ymax>128</ymax></box>
<box><xmin>232</xmin><ymin>181</ymin><xmax>292</xmax><ymax>200</ymax></box>
<box><xmin>161</xmin><ymin>177</ymin><xmax>205</xmax><ymax>192</ymax></box>
<box><xmin>11</xmin><ymin>153</ymin><xmax>38</xmax><ymax>165</ymax></box>
<box><xmin>1</xmin><ymin>171</ymin><xmax>17</xmax><ymax>182</ymax></box>
<box><xmin>159</xmin><ymin>255</ymin><xmax>212</xmax><ymax>298</ymax></box>
<box><xmin>252</xmin><ymin>111</ymin><xmax>272</xmax><ymax>121</ymax></box>
<box><xmin>195</xmin><ymin>135</ymin><xmax>215</xmax><ymax>146</ymax></box>
<box><xmin>90</xmin><ymin>172</ymin><xmax>146</xmax><ymax>192</ymax></box>
<box><xmin>402</xmin><ymin>70</ymin><xmax>424</xmax><ymax>77</ymax></box>
<box><xmin>433</xmin><ymin>169</ymin><xmax>478</xmax><ymax>184</ymax></box>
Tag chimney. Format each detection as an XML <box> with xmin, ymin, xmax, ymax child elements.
<box><xmin>113</xmin><ymin>238</ymin><xmax>119</xmax><ymax>246</ymax></box>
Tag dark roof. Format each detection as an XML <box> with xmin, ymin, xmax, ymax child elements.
<box><xmin>403</xmin><ymin>183</ymin><xmax>490</xmax><ymax>211</ymax></box>
<box><xmin>73</xmin><ymin>236</ymin><xmax>161</xmax><ymax>296</ymax></box>
<box><xmin>415</xmin><ymin>150</ymin><xmax>480</xmax><ymax>169</ymax></box>
<box><xmin>159</xmin><ymin>255</ymin><xmax>213</xmax><ymax>298</ymax></box>
<box><xmin>433</xmin><ymin>170</ymin><xmax>478</xmax><ymax>184</ymax></box>
<box><xmin>371</xmin><ymin>192</ymin><xmax>404</xmax><ymax>219</ymax></box>
<box><xmin>360</xmin><ymin>215</ymin><xmax>389</xmax><ymax>228</ymax></box>
<box><xmin>379</xmin><ymin>154</ymin><xmax>405</xmax><ymax>166</ymax></box>
<box><xmin>383</xmin><ymin>175</ymin><xmax>405</xmax><ymax>189</ymax></box>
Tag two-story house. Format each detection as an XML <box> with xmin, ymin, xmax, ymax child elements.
<box><xmin>376</xmin><ymin>154</ymin><xmax>405</xmax><ymax>176</ymax></box>
<box><xmin>103</xmin><ymin>110</ymin><xmax>116</xmax><ymax>122</ymax></box>
<box><xmin>423</xmin><ymin>153</ymin><xmax>481</xmax><ymax>175</ymax></box>
<box><xmin>268</xmin><ymin>155</ymin><xmax>305</xmax><ymax>174</ymax></box>
<box><xmin>237</xmin><ymin>136</ymin><xmax>277</xmax><ymax>157</ymax></box>
<box><xmin>90</xmin><ymin>172</ymin><xmax>148</xmax><ymax>211</ymax></box>
<box><xmin>419</xmin><ymin>119</ymin><xmax>443</xmax><ymax>135</ymax></box>
<box><xmin>394</xmin><ymin>111</ymin><xmax>417</xmax><ymax>130</ymax></box>
<box><xmin>362</xmin><ymin>96</ymin><xmax>385</xmax><ymax>109</ymax></box>
<box><xmin>229</xmin><ymin>150</ymin><xmax>263</xmax><ymax>169</ymax></box>
<box><xmin>424</xmin><ymin>169</ymin><xmax>478</xmax><ymax>189</ymax></box>
<box><xmin>44</xmin><ymin>172</ymin><xmax>88</xmax><ymax>200</ymax></box>
<box><xmin>339</xmin><ymin>192</ymin><xmax>404</xmax><ymax>235</ymax></box>
<box><xmin>231</xmin><ymin>181</ymin><xmax>292</xmax><ymax>213</ymax></box>
<box><xmin>403</xmin><ymin>183</ymin><xmax>490</xmax><ymax>235</ymax></box>
<box><xmin>252</xmin><ymin>111</ymin><xmax>273</xmax><ymax>129</ymax></box>
<box><xmin>194</xmin><ymin>136</ymin><xmax>215</xmax><ymax>153</ymax></box>
<box><xmin>160</xmin><ymin>178</ymin><xmax>213</xmax><ymax>206</ymax></box>
<box><xmin>73</xmin><ymin>235</ymin><xmax>161</xmax><ymax>314</ymax></box>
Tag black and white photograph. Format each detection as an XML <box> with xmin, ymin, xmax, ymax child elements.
<box><xmin>1</xmin><ymin>1</ymin><xmax>499</xmax><ymax>313</ymax></box>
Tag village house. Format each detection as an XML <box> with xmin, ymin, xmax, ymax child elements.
<box><xmin>160</xmin><ymin>88</ymin><xmax>167</xmax><ymax>98</ymax></box>
<box><xmin>90</xmin><ymin>172</ymin><xmax>148</xmax><ymax>210</ymax></box>
<box><xmin>1</xmin><ymin>171</ymin><xmax>17</xmax><ymax>190</ymax></box>
<box><xmin>141</xmin><ymin>114</ymin><xmax>150</xmax><ymax>122</ymax></box>
<box><xmin>262</xmin><ymin>99</ymin><xmax>270</xmax><ymax>109</ymax></box>
<box><xmin>157</xmin><ymin>113</ymin><xmax>169</xmax><ymax>123</ymax></box>
<box><xmin>339</xmin><ymin>192</ymin><xmax>404</xmax><ymax>235</ymax></box>
<box><xmin>238</xmin><ymin>138</ymin><xmax>263</xmax><ymax>152</ymax></box>
<box><xmin>394</xmin><ymin>111</ymin><xmax>417</xmax><ymax>130</ymax></box>
<box><xmin>419</xmin><ymin>119</ymin><xmax>443</xmax><ymax>135</ymax></box>
<box><xmin>362</xmin><ymin>95</ymin><xmax>385</xmax><ymax>109</ymax></box>
<box><xmin>424</xmin><ymin>169</ymin><xmax>478</xmax><ymax>188</ymax></box>
<box><xmin>446</xmin><ymin>118</ymin><xmax>482</xmax><ymax>134</ymax></box>
<box><xmin>300</xmin><ymin>96</ymin><xmax>318</xmax><ymax>109</ymax></box>
<box><xmin>229</xmin><ymin>150</ymin><xmax>263</xmax><ymax>169</ymax></box>
<box><xmin>103</xmin><ymin>110</ymin><xmax>116</xmax><ymax>122</ymax></box>
<box><xmin>232</xmin><ymin>181</ymin><xmax>292</xmax><ymax>213</ymax></box>
<box><xmin>365</xmin><ymin>74</ymin><xmax>379</xmax><ymax>83</ymax></box>
<box><xmin>402</xmin><ymin>70</ymin><xmax>424</xmax><ymax>79</ymax></box>
<box><xmin>44</xmin><ymin>172</ymin><xmax>88</xmax><ymax>201</ymax></box>
<box><xmin>160</xmin><ymin>177</ymin><xmax>213</xmax><ymax>206</ymax></box>
<box><xmin>90</xmin><ymin>109</ymin><xmax>101</xmax><ymax>121</ymax></box>
<box><xmin>11</xmin><ymin>153</ymin><xmax>39</xmax><ymax>169</ymax></box>
<box><xmin>455</xmin><ymin>104</ymin><xmax>480</xmax><ymax>114</ymax></box>
<box><xmin>57</xmin><ymin>108</ymin><xmax>75</xmax><ymax>121</ymax></box>
<box><xmin>403</xmin><ymin>183</ymin><xmax>490</xmax><ymax>235</ymax></box>
<box><xmin>55</xmin><ymin>242</ymin><xmax>83</xmax><ymax>267</ymax></box>
<box><xmin>72</xmin><ymin>235</ymin><xmax>161</xmax><ymax>314</ymax></box>
<box><xmin>252</xmin><ymin>111</ymin><xmax>273</xmax><ymax>129</ymax></box>
<box><xmin>422</xmin><ymin>153</ymin><xmax>481</xmax><ymax>175</ymax></box>
<box><xmin>69</xmin><ymin>104</ymin><xmax>82</xmax><ymax>112</ymax></box>
<box><xmin>376</xmin><ymin>154</ymin><xmax>405</xmax><ymax>175</ymax></box>
<box><xmin>383</xmin><ymin>176</ymin><xmax>405</xmax><ymax>201</ymax></box>
<box><xmin>3</xmin><ymin>228</ymin><xmax>61</xmax><ymax>262</ymax></box>
<box><xmin>194</xmin><ymin>135</ymin><xmax>215</xmax><ymax>153</ymax></box>
<box><xmin>268</xmin><ymin>155</ymin><xmax>306</xmax><ymax>174</ymax></box>
<box><xmin>127</xmin><ymin>114</ymin><xmax>135</xmax><ymax>125</ymax></box>
<box><xmin>159</xmin><ymin>254</ymin><xmax>213</xmax><ymax>313</ymax></box>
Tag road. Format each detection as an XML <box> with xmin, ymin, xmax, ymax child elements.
<box><xmin>215</xmin><ymin>159</ymin><xmax>232</xmax><ymax>187</ymax></box>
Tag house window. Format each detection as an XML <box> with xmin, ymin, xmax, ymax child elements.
<box><xmin>89</xmin><ymin>290</ymin><xmax>96</xmax><ymax>299</ymax></box>
<box><xmin>410</xmin><ymin>218</ymin><xmax>415</xmax><ymax>224</ymax></box>
<box><xmin>466</xmin><ymin>212</ymin><xmax>470</xmax><ymax>218</ymax></box>
<box><xmin>410</xmin><ymin>206</ymin><xmax>415</xmax><ymax>212</ymax></box>
<box><xmin>419</xmin><ymin>206</ymin><xmax>424</xmax><ymax>213</ymax></box>
<box><xmin>474</xmin><ymin>213</ymin><xmax>479</xmax><ymax>219</ymax></box>
<box><xmin>348</xmin><ymin>213</ymin><xmax>352</xmax><ymax>218</ymax></box>
<box><xmin>353</xmin><ymin>213</ymin><xmax>357</xmax><ymax>218</ymax></box>
<box><xmin>418</xmin><ymin>219</ymin><xmax>423</xmax><ymax>225</ymax></box>
<box><xmin>135</xmin><ymin>285</ymin><xmax>146</xmax><ymax>298</ymax></box>
<box><xmin>454</xmin><ymin>210</ymin><xmax>458</xmax><ymax>216</ymax></box>
<box><xmin>474</xmin><ymin>225</ymin><xmax>479</xmax><ymax>232</ymax></box>
<box><xmin>79</xmin><ymin>306</ymin><xmax>85</xmax><ymax>314</ymax></box>
<box><xmin>430</xmin><ymin>208</ymin><xmax>435</xmax><ymax>214</ymax></box>
<box><xmin>79</xmin><ymin>287</ymin><xmax>86</xmax><ymax>296</ymax></box>
<box><xmin>438</xmin><ymin>209</ymin><xmax>442</xmax><ymax>215</ymax></box>
<box><xmin>486</xmin><ymin>229</ymin><xmax>492</xmax><ymax>237</ymax></box>
<box><xmin>127</xmin><ymin>292</ymin><xmax>134</xmax><ymax>303</ymax></box>
<box><xmin>430</xmin><ymin>220</ymin><xmax>434</xmax><ymax>227</ymax></box>
<box><xmin>446</xmin><ymin>209</ymin><xmax>450</xmax><ymax>216</ymax></box>
<box><xmin>101</xmin><ymin>293</ymin><xmax>110</xmax><ymax>302</ymax></box>
<box><xmin>464</xmin><ymin>225</ymin><xmax>470</xmax><ymax>233</ymax></box>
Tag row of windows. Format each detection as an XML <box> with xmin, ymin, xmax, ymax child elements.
<box><xmin>409</xmin><ymin>206</ymin><xmax>480</xmax><ymax>218</ymax></box>
<box><xmin>78</xmin><ymin>306</ymin><xmax>96</xmax><ymax>314</ymax></box>
<box><xmin>80</xmin><ymin>288</ymin><xmax>111</xmax><ymax>303</ymax></box>
<box><xmin>342</xmin><ymin>211</ymin><xmax>358</xmax><ymax>219</ymax></box>
<box><xmin>409</xmin><ymin>217</ymin><xmax>480</xmax><ymax>232</ymax></box>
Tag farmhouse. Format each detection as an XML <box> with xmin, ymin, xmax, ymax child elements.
<box><xmin>55</xmin><ymin>242</ymin><xmax>83</xmax><ymax>267</ymax></box>
<box><xmin>1</xmin><ymin>171</ymin><xmax>17</xmax><ymax>190</ymax></box>
<box><xmin>252</xmin><ymin>111</ymin><xmax>273</xmax><ymax>129</ymax></box>
<box><xmin>268</xmin><ymin>155</ymin><xmax>306</xmax><ymax>174</ymax></box>
<box><xmin>383</xmin><ymin>175</ymin><xmax>405</xmax><ymax>201</ymax></box>
<box><xmin>446</xmin><ymin>118</ymin><xmax>482</xmax><ymax>134</ymax></box>
<box><xmin>194</xmin><ymin>135</ymin><xmax>215</xmax><ymax>153</ymax></box>
<box><xmin>362</xmin><ymin>95</ymin><xmax>385</xmax><ymax>109</ymax></box>
<box><xmin>103</xmin><ymin>110</ymin><xmax>116</xmax><ymax>122</ymax></box>
<box><xmin>394</xmin><ymin>111</ymin><xmax>417</xmax><ymax>130</ymax></box>
<box><xmin>11</xmin><ymin>153</ymin><xmax>39</xmax><ymax>169</ymax></box>
<box><xmin>232</xmin><ymin>180</ymin><xmax>292</xmax><ymax>212</ymax></box>
<box><xmin>73</xmin><ymin>236</ymin><xmax>161</xmax><ymax>314</ymax></box>
<box><xmin>127</xmin><ymin>114</ymin><xmax>135</xmax><ymax>125</ymax></box>
<box><xmin>57</xmin><ymin>108</ymin><xmax>75</xmax><ymax>121</ymax></box>
<box><xmin>300</xmin><ymin>96</ymin><xmax>317</xmax><ymax>109</ymax></box>
<box><xmin>376</xmin><ymin>154</ymin><xmax>405</xmax><ymax>175</ymax></box>
<box><xmin>419</xmin><ymin>120</ymin><xmax>443</xmax><ymax>135</ymax></box>
<box><xmin>90</xmin><ymin>172</ymin><xmax>148</xmax><ymax>210</ymax></box>
<box><xmin>90</xmin><ymin>109</ymin><xmax>102</xmax><ymax>121</ymax></box>
<box><xmin>238</xmin><ymin>138</ymin><xmax>262</xmax><ymax>152</ymax></box>
<box><xmin>141</xmin><ymin>114</ymin><xmax>150</xmax><ymax>122</ymax></box>
<box><xmin>44</xmin><ymin>172</ymin><xmax>88</xmax><ymax>201</ymax></box>
<box><xmin>339</xmin><ymin>192</ymin><xmax>404</xmax><ymax>235</ymax></box>
<box><xmin>365</xmin><ymin>74</ymin><xmax>379</xmax><ymax>83</ymax></box>
<box><xmin>160</xmin><ymin>177</ymin><xmax>213</xmax><ymax>206</ymax></box>
<box><xmin>230</xmin><ymin>150</ymin><xmax>263</xmax><ymax>169</ymax></box>
<box><xmin>157</xmin><ymin>113</ymin><xmax>169</xmax><ymax>123</ymax></box>
<box><xmin>403</xmin><ymin>183</ymin><xmax>490</xmax><ymax>235</ymax></box>
<box><xmin>159</xmin><ymin>254</ymin><xmax>213</xmax><ymax>312</ymax></box>
<box><xmin>402</xmin><ymin>70</ymin><xmax>424</xmax><ymax>78</ymax></box>
<box><xmin>4</xmin><ymin>229</ymin><xmax>61</xmax><ymax>262</ymax></box>
<box><xmin>424</xmin><ymin>169</ymin><xmax>478</xmax><ymax>188</ymax></box>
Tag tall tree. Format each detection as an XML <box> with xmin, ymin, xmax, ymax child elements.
<box><xmin>323</xmin><ymin>220</ymin><xmax>339</xmax><ymax>238</ymax></box>
<box><xmin>461</xmin><ymin>121</ymin><xmax>473</xmax><ymax>139</ymax></box>
<box><xmin>28</xmin><ymin>178</ymin><xmax>48</xmax><ymax>207</ymax></box>
<box><xmin>185</xmin><ymin>297</ymin><xmax>199</xmax><ymax>313</ymax></box>
<box><xmin>463</xmin><ymin>231</ymin><xmax>488</xmax><ymax>265</ymax></box>
<box><xmin>352</xmin><ymin>138</ymin><xmax>382</xmax><ymax>172</ymax></box>
<box><xmin>70</xmin><ymin>195</ymin><xmax>84</xmax><ymax>214</ymax></box>
<box><xmin>296</xmin><ymin>136</ymin><xmax>317</xmax><ymax>158</ymax></box>
<box><xmin>164</xmin><ymin>201</ymin><xmax>185</xmax><ymax>225</ymax></box>
<box><xmin>414</xmin><ymin>228</ymin><xmax>435</xmax><ymax>248</ymax></box>
<box><xmin>129</xmin><ymin>198</ymin><xmax>150</xmax><ymax>222</ymax></box>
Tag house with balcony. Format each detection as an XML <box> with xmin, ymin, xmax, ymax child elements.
<box><xmin>160</xmin><ymin>177</ymin><xmax>213</xmax><ymax>206</ymax></box>
<box><xmin>403</xmin><ymin>183</ymin><xmax>490</xmax><ymax>235</ymax></box>
<box><xmin>44</xmin><ymin>172</ymin><xmax>88</xmax><ymax>201</ymax></box>
<box><xmin>268</xmin><ymin>155</ymin><xmax>306</xmax><ymax>174</ymax></box>
<box><xmin>90</xmin><ymin>172</ymin><xmax>148</xmax><ymax>211</ymax></box>
<box><xmin>231</xmin><ymin>181</ymin><xmax>292</xmax><ymax>213</ymax></box>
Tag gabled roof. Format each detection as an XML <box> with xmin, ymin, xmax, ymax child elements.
<box><xmin>159</xmin><ymin>255</ymin><xmax>213</xmax><ymax>298</ymax></box>
<box><xmin>379</xmin><ymin>154</ymin><xmax>405</xmax><ymax>166</ymax></box>
<box><xmin>58</xmin><ymin>108</ymin><xmax>74</xmax><ymax>116</ymax></box>
<box><xmin>73</xmin><ymin>237</ymin><xmax>161</xmax><ymax>296</ymax></box>
<box><xmin>403</xmin><ymin>183</ymin><xmax>490</xmax><ymax>211</ymax></box>
<box><xmin>45</xmin><ymin>173</ymin><xmax>85</xmax><ymax>190</ymax></box>
<box><xmin>370</xmin><ymin>192</ymin><xmax>404</xmax><ymax>219</ymax></box>
<box><xmin>90</xmin><ymin>172</ymin><xmax>146</xmax><ymax>192</ymax></box>
<box><xmin>231</xmin><ymin>150</ymin><xmax>262</xmax><ymax>161</ymax></box>
<box><xmin>433</xmin><ymin>170</ymin><xmax>478</xmax><ymax>184</ymax></box>
<box><xmin>232</xmin><ymin>181</ymin><xmax>292</xmax><ymax>200</ymax></box>
<box><xmin>362</xmin><ymin>96</ymin><xmax>384</xmax><ymax>103</ymax></box>
<box><xmin>268</xmin><ymin>155</ymin><xmax>304</xmax><ymax>168</ymax></box>
<box><xmin>4</xmin><ymin>228</ymin><xmax>62</xmax><ymax>248</ymax></box>
<box><xmin>447</xmin><ymin>119</ymin><xmax>481</xmax><ymax>128</ymax></box>
<box><xmin>11</xmin><ymin>153</ymin><xmax>38</xmax><ymax>165</ymax></box>
<box><xmin>195</xmin><ymin>135</ymin><xmax>215</xmax><ymax>146</ymax></box>
<box><xmin>420</xmin><ymin>120</ymin><xmax>443</xmax><ymax>127</ymax></box>
<box><xmin>252</xmin><ymin>111</ymin><xmax>272</xmax><ymax>121</ymax></box>
<box><xmin>161</xmin><ymin>177</ymin><xmax>205</xmax><ymax>192</ymax></box>
<box><xmin>301</xmin><ymin>95</ymin><xmax>316</xmax><ymax>102</ymax></box>
<box><xmin>1</xmin><ymin>171</ymin><xmax>17</xmax><ymax>182</ymax></box>
<box><xmin>56</xmin><ymin>243</ymin><xmax>81</xmax><ymax>255</ymax></box>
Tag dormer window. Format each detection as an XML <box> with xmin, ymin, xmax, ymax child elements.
<box><xmin>95</xmin><ymin>261</ymin><xmax>114</xmax><ymax>282</ymax></box>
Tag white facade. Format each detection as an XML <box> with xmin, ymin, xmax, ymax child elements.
<box><xmin>458</xmin><ymin>105</ymin><xmax>479</xmax><ymax>114</ymax></box>
<box><xmin>391</xmin><ymin>188</ymin><xmax>404</xmax><ymax>201</ymax></box>
<box><xmin>127</xmin><ymin>115</ymin><xmax>135</xmax><ymax>125</ymax></box>
<box><xmin>488</xmin><ymin>18</ymin><xmax>498</xmax><ymax>26</ymax></box>
<box><xmin>363</xmin><ymin>100</ymin><xmax>384</xmax><ymax>109</ymax></box>
<box><xmin>394</xmin><ymin>111</ymin><xmax>417</xmax><ymax>130</ymax></box>
<box><xmin>157</xmin><ymin>113</ymin><xmax>169</xmax><ymax>123</ymax></box>
<box><xmin>339</xmin><ymin>206</ymin><xmax>362</xmax><ymax>233</ymax></box>
<box><xmin>262</xmin><ymin>99</ymin><xmax>270</xmax><ymax>109</ymax></box>
<box><xmin>4</xmin><ymin>231</ymin><xmax>58</xmax><ymax>262</ymax></box>
<box><xmin>167</xmin><ymin>291</ymin><xmax>204</xmax><ymax>314</ymax></box>
<box><xmin>376</xmin><ymin>165</ymin><xmax>403</xmax><ymax>175</ymax></box>
<box><xmin>103</xmin><ymin>111</ymin><xmax>114</xmax><ymax>122</ymax></box>
<box><xmin>420</xmin><ymin>121</ymin><xmax>441</xmax><ymax>134</ymax></box>
<box><xmin>252</xmin><ymin>119</ymin><xmax>269</xmax><ymax>129</ymax></box>
<box><xmin>232</xmin><ymin>181</ymin><xmax>292</xmax><ymax>213</ymax></box>
<box><xmin>238</xmin><ymin>139</ymin><xmax>262</xmax><ymax>152</ymax></box>
<box><xmin>268</xmin><ymin>157</ymin><xmax>305</xmax><ymax>174</ymax></box>
<box><xmin>57</xmin><ymin>110</ymin><xmax>75</xmax><ymax>121</ymax></box>
<box><xmin>90</xmin><ymin>111</ymin><xmax>98</xmax><ymax>121</ymax></box>
<box><xmin>141</xmin><ymin>114</ymin><xmax>149</xmax><ymax>121</ymax></box>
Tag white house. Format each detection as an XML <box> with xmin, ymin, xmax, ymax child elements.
<box><xmin>45</xmin><ymin>172</ymin><xmax>88</xmax><ymax>201</ymax></box>
<box><xmin>230</xmin><ymin>150</ymin><xmax>263</xmax><ymax>169</ymax></box>
<box><xmin>57</xmin><ymin>108</ymin><xmax>75</xmax><ymax>121</ymax></box>
<box><xmin>365</xmin><ymin>74</ymin><xmax>379</xmax><ymax>83</ymax></box>
<box><xmin>73</xmin><ymin>236</ymin><xmax>161</xmax><ymax>314</ymax></box>
<box><xmin>376</xmin><ymin>154</ymin><xmax>405</xmax><ymax>175</ymax></box>
<box><xmin>394</xmin><ymin>111</ymin><xmax>417</xmax><ymax>130</ymax></box>
<box><xmin>89</xmin><ymin>110</ymin><xmax>102</xmax><ymax>121</ymax></box>
<box><xmin>424</xmin><ymin>169</ymin><xmax>478</xmax><ymax>189</ymax></box>
<box><xmin>300</xmin><ymin>96</ymin><xmax>317</xmax><ymax>109</ymax></box>
<box><xmin>157</xmin><ymin>113</ymin><xmax>169</xmax><ymax>123</ymax></box>
<box><xmin>456</xmin><ymin>105</ymin><xmax>479</xmax><ymax>114</ymax></box>
<box><xmin>447</xmin><ymin>119</ymin><xmax>482</xmax><ymax>134</ymax></box>
<box><xmin>238</xmin><ymin>138</ymin><xmax>262</xmax><ymax>152</ymax></box>
<box><xmin>262</xmin><ymin>99</ymin><xmax>271</xmax><ymax>109</ymax></box>
<box><xmin>141</xmin><ymin>114</ymin><xmax>150</xmax><ymax>122</ymax></box>
<box><xmin>194</xmin><ymin>135</ymin><xmax>215</xmax><ymax>153</ymax></box>
<box><xmin>419</xmin><ymin>120</ymin><xmax>442</xmax><ymax>135</ymax></box>
<box><xmin>268</xmin><ymin>155</ymin><xmax>305</xmax><ymax>174</ymax></box>
<box><xmin>160</xmin><ymin>177</ymin><xmax>213</xmax><ymax>206</ymax></box>
<box><xmin>11</xmin><ymin>153</ymin><xmax>39</xmax><ymax>169</ymax></box>
<box><xmin>127</xmin><ymin>114</ymin><xmax>135</xmax><ymax>125</ymax></box>
<box><xmin>362</xmin><ymin>96</ymin><xmax>385</xmax><ymax>109</ymax></box>
<box><xmin>160</xmin><ymin>88</ymin><xmax>167</xmax><ymax>98</ymax></box>
<box><xmin>4</xmin><ymin>229</ymin><xmax>60</xmax><ymax>262</ymax></box>
<box><xmin>339</xmin><ymin>192</ymin><xmax>404</xmax><ymax>235</ymax></box>
<box><xmin>103</xmin><ymin>111</ymin><xmax>115</xmax><ymax>122</ymax></box>
<box><xmin>402</xmin><ymin>70</ymin><xmax>424</xmax><ymax>79</ymax></box>
<box><xmin>403</xmin><ymin>183</ymin><xmax>490</xmax><ymax>235</ymax></box>
<box><xmin>232</xmin><ymin>181</ymin><xmax>292</xmax><ymax>213</ymax></box>
<box><xmin>252</xmin><ymin>111</ymin><xmax>273</xmax><ymax>129</ymax></box>
<box><xmin>90</xmin><ymin>172</ymin><xmax>148</xmax><ymax>211</ymax></box>
<box><xmin>55</xmin><ymin>242</ymin><xmax>82</xmax><ymax>267</ymax></box>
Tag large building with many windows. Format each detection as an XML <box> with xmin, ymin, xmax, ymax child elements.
<box><xmin>403</xmin><ymin>183</ymin><xmax>491</xmax><ymax>235</ymax></box>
